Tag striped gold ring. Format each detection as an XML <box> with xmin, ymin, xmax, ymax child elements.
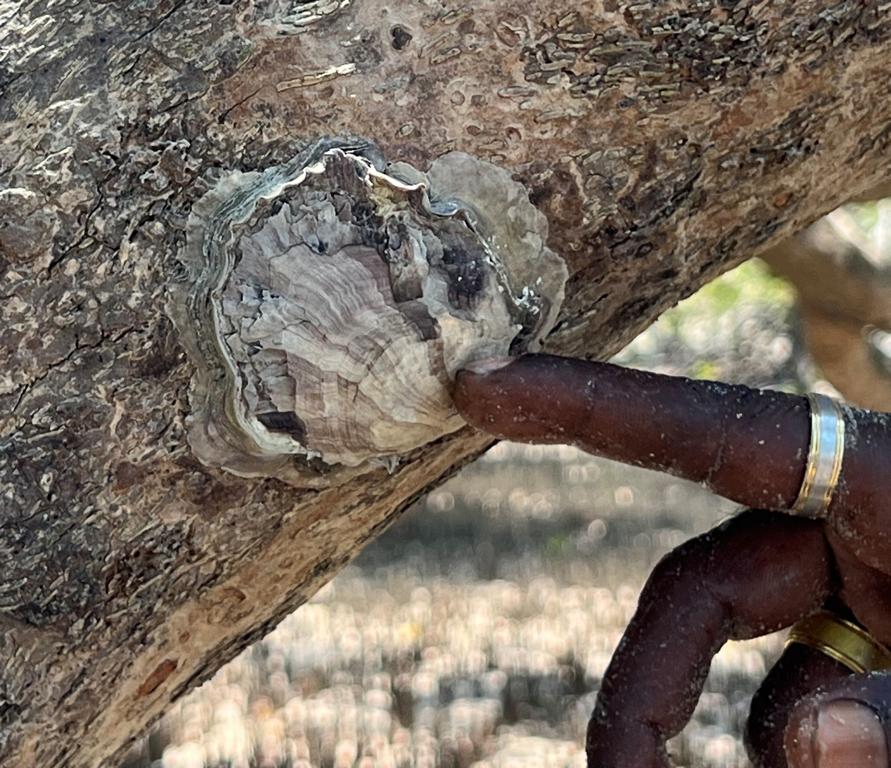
<box><xmin>791</xmin><ymin>393</ymin><xmax>845</xmax><ymax>518</ymax></box>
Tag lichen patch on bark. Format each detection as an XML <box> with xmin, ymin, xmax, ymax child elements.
<box><xmin>169</xmin><ymin>140</ymin><xmax>566</xmax><ymax>478</ymax></box>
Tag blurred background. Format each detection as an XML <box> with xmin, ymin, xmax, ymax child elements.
<box><xmin>125</xmin><ymin>200</ymin><xmax>891</xmax><ymax>768</ymax></box>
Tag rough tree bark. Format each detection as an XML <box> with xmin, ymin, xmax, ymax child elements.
<box><xmin>2</xmin><ymin>2</ymin><xmax>890</xmax><ymax>766</ymax></box>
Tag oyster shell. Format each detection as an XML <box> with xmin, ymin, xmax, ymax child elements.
<box><xmin>169</xmin><ymin>139</ymin><xmax>566</xmax><ymax>482</ymax></box>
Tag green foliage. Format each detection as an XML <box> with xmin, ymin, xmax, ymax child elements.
<box><xmin>615</xmin><ymin>258</ymin><xmax>803</xmax><ymax>391</ymax></box>
<box><xmin>661</xmin><ymin>259</ymin><xmax>794</xmax><ymax>332</ymax></box>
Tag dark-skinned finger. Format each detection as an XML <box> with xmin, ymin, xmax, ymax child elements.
<box><xmin>823</xmin><ymin>529</ymin><xmax>891</xmax><ymax>645</ymax></box>
<box><xmin>785</xmin><ymin>673</ymin><xmax>891</xmax><ymax>768</ymax></box>
<box><xmin>824</xmin><ymin>410</ymin><xmax>891</xmax><ymax>577</ymax></box>
<box><xmin>455</xmin><ymin>354</ymin><xmax>810</xmax><ymax>512</ymax></box>
<box><xmin>747</xmin><ymin>643</ymin><xmax>853</xmax><ymax>767</ymax></box>
<box><xmin>587</xmin><ymin>510</ymin><xmax>834</xmax><ymax>768</ymax></box>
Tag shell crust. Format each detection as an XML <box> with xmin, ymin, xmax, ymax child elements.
<box><xmin>169</xmin><ymin>139</ymin><xmax>566</xmax><ymax>482</ymax></box>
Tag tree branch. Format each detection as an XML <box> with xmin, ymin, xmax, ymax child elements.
<box><xmin>761</xmin><ymin>197</ymin><xmax>891</xmax><ymax>410</ymax></box>
<box><xmin>2</xmin><ymin>2</ymin><xmax>891</xmax><ymax>766</ymax></box>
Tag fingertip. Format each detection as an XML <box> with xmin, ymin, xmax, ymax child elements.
<box><xmin>453</xmin><ymin>352</ymin><xmax>589</xmax><ymax>442</ymax></box>
<box><xmin>786</xmin><ymin>699</ymin><xmax>889</xmax><ymax>768</ymax></box>
<box><xmin>815</xmin><ymin>700</ymin><xmax>888</xmax><ymax>768</ymax></box>
<box><xmin>452</xmin><ymin>364</ymin><xmax>499</xmax><ymax>429</ymax></box>
<box><xmin>453</xmin><ymin>357</ymin><xmax>519</xmax><ymax>422</ymax></box>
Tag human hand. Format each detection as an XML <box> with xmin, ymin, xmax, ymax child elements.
<box><xmin>453</xmin><ymin>354</ymin><xmax>891</xmax><ymax>767</ymax></box>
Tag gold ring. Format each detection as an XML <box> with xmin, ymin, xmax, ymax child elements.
<box><xmin>792</xmin><ymin>393</ymin><xmax>845</xmax><ymax>518</ymax></box>
<box><xmin>786</xmin><ymin>611</ymin><xmax>891</xmax><ymax>674</ymax></box>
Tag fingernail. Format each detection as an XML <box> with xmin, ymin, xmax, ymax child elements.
<box><xmin>461</xmin><ymin>357</ymin><xmax>513</xmax><ymax>375</ymax></box>
<box><xmin>815</xmin><ymin>700</ymin><xmax>888</xmax><ymax>767</ymax></box>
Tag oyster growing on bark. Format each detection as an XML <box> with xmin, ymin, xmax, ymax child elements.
<box><xmin>169</xmin><ymin>139</ymin><xmax>566</xmax><ymax>483</ymax></box>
